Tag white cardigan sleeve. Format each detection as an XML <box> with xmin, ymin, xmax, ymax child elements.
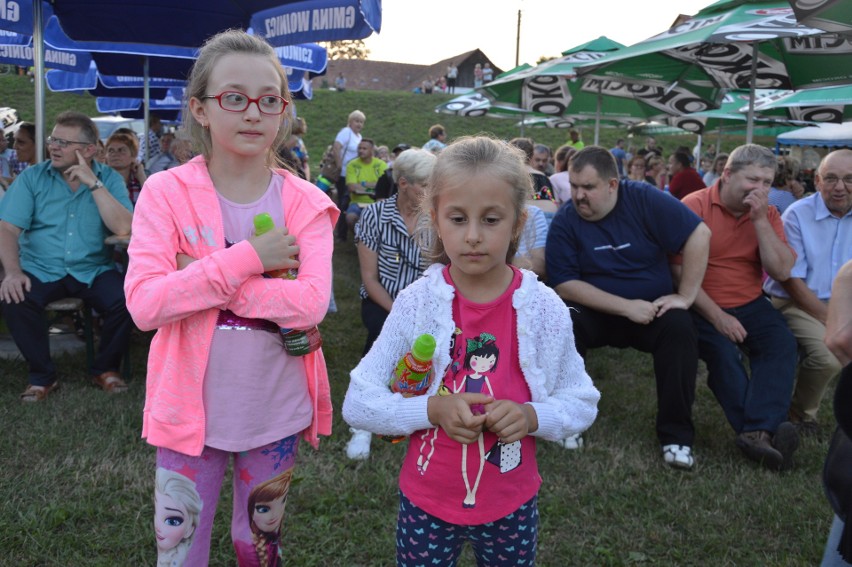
<box><xmin>342</xmin><ymin>275</ymin><xmax>452</xmax><ymax>436</ymax></box>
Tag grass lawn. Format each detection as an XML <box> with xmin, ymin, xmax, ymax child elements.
<box><xmin>0</xmin><ymin>239</ymin><xmax>835</xmax><ymax>566</ymax></box>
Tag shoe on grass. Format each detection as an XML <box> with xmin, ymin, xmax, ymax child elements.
<box><xmin>772</xmin><ymin>421</ymin><xmax>799</xmax><ymax>472</ymax></box>
<box><xmin>346</xmin><ymin>428</ymin><xmax>372</xmax><ymax>460</ymax></box>
<box><xmin>736</xmin><ymin>430</ymin><xmax>783</xmax><ymax>470</ymax></box>
<box><xmin>555</xmin><ymin>433</ymin><xmax>584</xmax><ymax>450</ymax></box>
<box><xmin>662</xmin><ymin>444</ymin><xmax>694</xmax><ymax>470</ymax></box>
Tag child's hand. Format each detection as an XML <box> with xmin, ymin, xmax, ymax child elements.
<box><xmin>483</xmin><ymin>400</ymin><xmax>538</xmax><ymax>444</ymax></box>
<box><xmin>427</xmin><ymin>393</ymin><xmax>493</xmax><ymax>444</ymax></box>
<box><xmin>249</xmin><ymin>227</ymin><xmax>299</xmax><ymax>273</ymax></box>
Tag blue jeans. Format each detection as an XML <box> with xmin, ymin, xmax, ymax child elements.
<box><xmin>1</xmin><ymin>270</ymin><xmax>133</xmax><ymax>386</ymax></box>
<box><xmin>692</xmin><ymin>296</ymin><xmax>796</xmax><ymax>434</ymax></box>
<box><xmin>822</xmin><ymin>515</ymin><xmax>852</xmax><ymax>567</ymax></box>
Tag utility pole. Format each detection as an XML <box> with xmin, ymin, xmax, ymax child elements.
<box><xmin>515</xmin><ymin>9</ymin><xmax>521</xmax><ymax>67</ymax></box>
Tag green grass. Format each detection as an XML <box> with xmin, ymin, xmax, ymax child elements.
<box><xmin>0</xmin><ymin>240</ymin><xmax>835</xmax><ymax>565</ymax></box>
<box><xmin>0</xmin><ymin>76</ymin><xmax>826</xmax><ymax>565</ymax></box>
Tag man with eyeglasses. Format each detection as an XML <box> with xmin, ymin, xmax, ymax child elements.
<box><xmin>0</xmin><ymin>111</ymin><xmax>134</xmax><ymax>402</ymax></box>
<box><xmin>763</xmin><ymin>149</ymin><xmax>852</xmax><ymax>436</ymax></box>
<box><xmin>678</xmin><ymin>144</ymin><xmax>799</xmax><ymax>472</ymax></box>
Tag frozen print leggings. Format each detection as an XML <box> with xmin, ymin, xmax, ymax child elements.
<box><xmin>397</xmin><ymin>491</ymin><xmax>539</xmax><ymax>567</ymax></box>
<box><xmin>154</xmin><ymin>435</ymin><xmax>299</xmax><ymax>567</ymax></box>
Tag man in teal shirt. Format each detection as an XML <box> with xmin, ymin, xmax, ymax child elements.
<box><xmin>0</xmin><ymin>111</ymin><xmax>134</xmax><ymax>402</ymax></box>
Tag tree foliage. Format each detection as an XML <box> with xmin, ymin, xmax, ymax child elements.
<box><xmin>323</xmin><ymin>40</ymin><xmax>370</xmax><ymax>61</ymax></box>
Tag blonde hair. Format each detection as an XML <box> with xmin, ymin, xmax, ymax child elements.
<box><xmin>417</xmin><ymin>136</ymin><xmax>530</xmax><ymax>265</ymax></box>
<box><xmin>184</xmin><ymin>29</ymin><xmax>292</xmax><ymax>167</ymax></box>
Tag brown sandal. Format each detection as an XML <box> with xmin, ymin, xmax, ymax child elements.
<box><xmin>92</xmin><ymin>371</ymin><xmax>128</xmax><ymax>394</ymax></box>
<box><xmin>20</xmin><ymin>382</ymin><xmax>60</xmax><ymax>402</ymax></box>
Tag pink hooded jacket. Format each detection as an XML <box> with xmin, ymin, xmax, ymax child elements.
<box><xmin>125</xmin><ymin>157</ymin><xmax>339</xmax><ymax>456</ymax></box>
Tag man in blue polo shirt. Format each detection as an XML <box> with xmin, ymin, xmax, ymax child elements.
<box><xmin>0</xmin><ymin>111</ymin><xmax>134</xmax><ymax>402</ymax></box>
<box><xmin>545</xmin><ymin>146</ymin><xmax>711</xmax><ymax>470</ymax></box>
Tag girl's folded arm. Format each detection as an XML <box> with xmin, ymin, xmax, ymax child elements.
<box><xmin>125</xmin><ymin>191</ymin><xmax>263</xmax><ymax>331</ymax></box>
<box><xmin>224</xmin><ymin>208</ymin><xmax>334</xmax><ymax>329</ymax></box>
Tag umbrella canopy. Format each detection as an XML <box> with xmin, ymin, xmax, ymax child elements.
<box><xmin>3</xmin><ymin>0</ymin><xmax>381</xmax><ymax>46</ymax></box>
<box><xmin>477</xmin><ymin>36</ymin><xmax>723</xmax><ymax>144</ymax></box>
<box><xmin>576</xmin><ymin>0</ymin><xmax>852</xmax><ymax>142</ymax></box>
<box><xmin>1</xmin><ymin>0</ymin><xmax>380</xmax><ymax>161</ymax></box>
<box><xmin>752</xmin><ymin>84</ymin><xmax>852</xmax><ymax>122</ymax></box>
<box><xmin>777</xmin><ymin>121</ymin><xmax>852</xmax><ymax>147</ymax></box>
<box><xmin>787</xmin><ymin>0</ymin><xmax>852</xmax><ymax>32</ymax></box>
<box><xmin>0</xmin><ymin>29</ymin><xmax>91</xmax><ymax>72</ymax></box>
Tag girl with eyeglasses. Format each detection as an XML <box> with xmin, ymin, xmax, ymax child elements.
<box><xmin>124</xmin><ymin>30</ymin><xmax>338</xmax><ymax>566</ymax></box>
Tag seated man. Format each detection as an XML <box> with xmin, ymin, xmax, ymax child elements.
<box><xmin>763</xmin><ymin>149</ymin><xmax>852</xmax><ymax>433</ymax></box>
<box><xmin>0</xmin><ymin>111</ymin><xmax>134</xmax><ymax>402</ymax></box>
<box><xmin>344</xmin><ymin>138</ymin><xmax>387</xmax><ymax>235</ymax></box>
<box><xmin>668</xmin><ymin>151</ymin><xmax>706</xmax><ymax>200</ymax></box>
<box><xmin>680</xmin><ymin>144</ymin><xmax>799</xmax><ymax>471</ymax></box>
<box><xmin>546</xmin><ymin>146</ymin><xmax>710</xmax><ymax>470</ymax></box>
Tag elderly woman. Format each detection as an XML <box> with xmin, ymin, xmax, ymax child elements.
<box><xmin>105</xmin><ymin>131</ymin><xmax>147</xmax><ymax>204</ymax></box>
<box><xmin>345</xmin><ymin>148</ymin><xmax>437</xmax><ymax>461</ymax></box>
<box><xmin>332</xmin><ymin>109</ymin><xmax>365</xmax><ymax>241</ymax></box>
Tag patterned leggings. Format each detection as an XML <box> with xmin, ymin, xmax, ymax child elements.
<box><xmin>396</xmin><ymin>491</ymin><xmax>539</xmax><ymax>567</ymax></box>
<box><xmin>154</xmin><ymin>435</ymin><xmax>299</xmax><ymax>567</ymax></box>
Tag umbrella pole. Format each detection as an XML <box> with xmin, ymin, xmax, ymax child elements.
<box><xmin>594</xmin><ymin>85</ymin><xmax>602</xmax><ymax>145</ymax></box>
<box><xmin>746</xmin><ymin>43</ymin><xmax>759</xmax><ymax>145</ymax></box>
<box><xmin>716</xmin><ymin>120</ymin><xmax>723</xmax><ymax>156</ymax></box>
<box><xmin>33</xmin><ymin>0</ymin><xmax>45</xmax><ymax>163</ymax></box>
<box><xmin>143</xmin><ymin>56</ymin><xmax>151</xmax><ymax>164</ymax></box>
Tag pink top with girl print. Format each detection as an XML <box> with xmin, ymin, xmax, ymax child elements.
<box><xmin>398</xmin><ymin>266</ymin><xmax>541</xmax><ymax>525</ymax></box>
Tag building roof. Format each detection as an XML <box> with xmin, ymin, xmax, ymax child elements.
<box><xmin>322</xmin><ymin>49</ymin><xmax>502</xmax><ymax>92</ymax></box>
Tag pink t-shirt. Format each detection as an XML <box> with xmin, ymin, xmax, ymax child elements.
<box><xmin>203</xmin><ymin>175</ymin><xmax>312</xmax><ymax>451</ymax></box>
<box><xmin>399</xmin><ymin>266</ymin><xmax>541</xmax><ymax>525</ymax></box>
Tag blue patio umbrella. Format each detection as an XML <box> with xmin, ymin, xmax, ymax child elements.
<box><xmin>2</xmin><ymin>0</ymin><xmax>380</xmax><ymax>160</ymax></box>
<box><xmin>0</xmin><ymin>29</ymin><xmax>90</xmax><ymax>72</ymax></box>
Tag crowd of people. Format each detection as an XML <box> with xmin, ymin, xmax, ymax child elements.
<box><xmin>0</xmin><ymin>28</ymin><xmax>850</xmax><ymax>566</ymax></box>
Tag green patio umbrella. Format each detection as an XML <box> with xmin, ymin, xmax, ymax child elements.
<box><xmin>787</xmin><ymin>0</ymin><xmax>852</xmax><ymax>32</ymax></box>
<box><xmin>575</xmin><ymin>0</ymin><xmax>852</xmax><ymax>143</ymax></box>
<box><xmin>477</xmin><ymin>36</ymin><xmax>723</xmax><ymax>144</ymax></box>
<box><xmin>751</xmin><ymin>84</ymin><xmax>852</xmax><ymax>122</ymax></box>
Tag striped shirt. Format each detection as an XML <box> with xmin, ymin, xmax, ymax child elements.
<box><xmin>354</xmin><ymin>195</ymin><xmax>425</xmax><ymax>300</ymax></box>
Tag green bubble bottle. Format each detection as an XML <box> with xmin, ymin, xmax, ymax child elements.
<box><xmin>253</xmin><ymin>212</ymin><xmax>322</xmax><ymax>356</ymax></box>
<box><xmin>382</xmin><ymin>334</ymin><xmax>436</xmax><ymax>443</ymax></box>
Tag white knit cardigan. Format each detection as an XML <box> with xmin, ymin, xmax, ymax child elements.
<box><xmin>342</xmin><ymin>264</ymin><xmax>600</xmax><ymax>441</ymax></box>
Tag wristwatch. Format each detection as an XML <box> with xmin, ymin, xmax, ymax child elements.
<box><xmin>91</xmin><ymin>180</ymin><xmax>104</xmax><ymax>191</ymax></box>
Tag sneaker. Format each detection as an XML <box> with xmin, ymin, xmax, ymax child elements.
<box><xmin>662</xmin><ymin>444</ymin><xmax>694</xmax><ymax>470</ymax></box>
<box><xmin>772</xmin><ymin>421</ymin><xmax>799</xmax><ymax>472</ymax></box>
<box><xmin>555</xmin><ymin>433</ymin><xmax>584</xmax><ymax>450</ymax></box>
<box><xmin>736</xmin><ymin>430</ymin><xmax>783</xmax><ymax>470</ymax></box>
<box><xmin>345</xmin><ymin>428</ymin><xmax>372</xmax><ymax>460</ymax></box>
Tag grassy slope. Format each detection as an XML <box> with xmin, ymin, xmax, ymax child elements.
<box><xmin>0</xmin><ymin>76</ymin><xmax>828</xmax><ymax>565</ymax></box>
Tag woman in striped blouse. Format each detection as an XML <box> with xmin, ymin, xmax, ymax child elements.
<box><xmin>345</xmin><ymin>148</ymin><xmax>437</xmax><ymax>460</ymax></box>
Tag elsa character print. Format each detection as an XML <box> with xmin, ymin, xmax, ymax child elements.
<box><xmin>154</xmin><ymin>469</ymin><xmax>202</xmax><ymax>567</ymax></box>
<box><xmin>453</xmin><ymin>333</ymin><xmax>499</xmax><ymax>508</ymax></box>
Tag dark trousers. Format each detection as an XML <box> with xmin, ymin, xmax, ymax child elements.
<box><xmin>2</xmin><ymin>270</ymin><xmax>133</xmax><ymax>386</ymax></box>
<box><xmin>569</xmin><ymin>304</ymin><xmax>698</xmax><ymax>446</ymax></box>
<box><xmin>361</xmin><ymin>296</ymin><xmax>389</xmax><ymax>357</ymax></box>
<box><xmin>692</xmin><ymin>296</ymin><xmax>797</xmax><ymax>434</ymax></box>
<box><xmin>335</xmin><ymin>175</ymin><xmax>350</xmax><ymax>240</ymax></box>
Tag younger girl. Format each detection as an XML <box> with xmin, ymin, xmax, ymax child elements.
<box><xmin>125</xmin><ymin>30</ymin><xmax>338</xmax><ymax>566</ymax></box>
<box><xmin>343</xmin><ymin>136</ymin><xmax>599</xmax><ymax>566</ymax></box>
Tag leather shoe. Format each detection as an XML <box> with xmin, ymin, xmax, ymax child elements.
<box><xmin>736</xmin><ymin>430</ymin><xmax>783</xmax><ymax>470</ymax></box>
<box><xmin>772</xmin><ymin>421</ymin><xmax>799</xmax><ymax>471</ymax></box>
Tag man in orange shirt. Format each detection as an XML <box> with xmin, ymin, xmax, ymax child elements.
<box><xmin>679</xmin><ymin>144</ymin><xmax>799</xmax><ymax>472</ymax></box>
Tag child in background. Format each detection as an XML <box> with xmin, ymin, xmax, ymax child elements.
<box><xmin>343</xmin><ymin>136</ymin><xmax>599</xmax><ymax>566</ymax></box>
<box><xmin>125</xmin><ymin>30</ymin><xmax>338</xmax><ymax>566</ymax></box>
